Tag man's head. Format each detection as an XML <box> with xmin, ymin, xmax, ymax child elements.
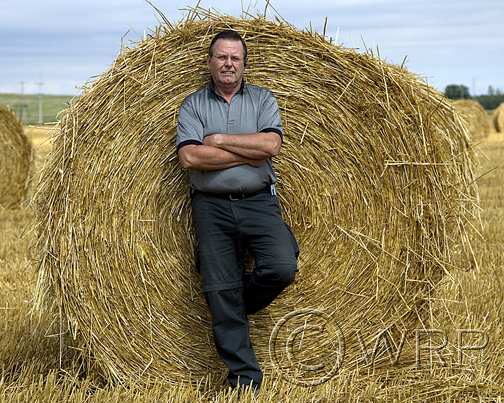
<box><xmin>208</xmin><ymin>30</ymin><xmax>247</xmax><ymax>61</ymax></box>
<box><xmin>207</xmin><ymin>30</ymin><xmax>248</xmax><ymax>94</ymax></box>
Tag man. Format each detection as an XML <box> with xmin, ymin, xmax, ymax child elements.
<box><xmin>176</xmin><ymin>30</ymin><xmax>299</xmax><ymax>392</ymax></box>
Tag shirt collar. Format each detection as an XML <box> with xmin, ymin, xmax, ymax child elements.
<box><xmin>209</xmin><ymin>79</ymin><xmax>246</xmax><ymax>97</ymax></box>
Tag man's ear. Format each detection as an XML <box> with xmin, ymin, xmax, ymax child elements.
<box><xmin>244</xmin><ymin>58</ymin><xmax>248</xmax><ymax>67</ymax></box>
<box><xmin>206</xmin><ymin>55</ymin><xmax>211</xmax><ymax>69</ymax></box>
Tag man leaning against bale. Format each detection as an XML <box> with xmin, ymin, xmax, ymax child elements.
<box><xmin>176</xmin><ymin>30</ymin><xmax>299</xmax><ymax>394</ymax></box>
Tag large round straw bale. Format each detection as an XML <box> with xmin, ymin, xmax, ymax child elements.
<box><xmin>493</xmin><ymin>103</ymin><xmax>504</xmax><ymax>132</ymax></box>
<box><xmin>34</xmin><ymin>11</ymin><xmax>477</xmax><ymax>384</ymax></box>
<box><xmin>0</xmin><ymin>103</ymin><xmax>33</xmax><ymax>209</ymax></box>
<box><xmin>453</xmin><ymin>99</ymin><xmax>490</xmax><ymax>141</ymax></box>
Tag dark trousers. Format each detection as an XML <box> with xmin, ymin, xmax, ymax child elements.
<box><xmin>191</xmin><ymin>190</ymin><xmax>299</xmax><ymax>388</ymax></box>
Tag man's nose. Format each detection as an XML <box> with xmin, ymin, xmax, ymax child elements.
<box><xmin>224</xmin><ymin>57</ymin><xmax>233</xmax><ymax>66</ymax></box>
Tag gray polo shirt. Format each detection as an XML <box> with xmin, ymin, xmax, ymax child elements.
<box><xmin>176</xmin><ymin>80</ymin><xmax>283</xmax><ymax>194</ymax></box>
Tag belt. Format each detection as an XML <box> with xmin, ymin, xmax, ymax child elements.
<box><xmin>191</xmin><ymin>185</ymin><xmax>274</xmax><ymax>201</ymax></box>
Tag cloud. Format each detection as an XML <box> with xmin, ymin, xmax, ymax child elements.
<box><xmin>1</xmin><ymin>0</ymin><xmax>502</xmax><ymax>95</ymax></box>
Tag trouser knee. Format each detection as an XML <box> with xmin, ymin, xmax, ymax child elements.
<box><xmin>259</xmin><ymin>260</ymin><xmax>297</xmax><ymax>287</ymax></box>
<box><xmin>278</xmin><ymin>263</ymin><xmax>298</xmax><ymax>286</ymax></box>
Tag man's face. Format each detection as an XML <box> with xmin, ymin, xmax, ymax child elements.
<box><xmin>206</xmin><ymin>39</ymin><xmax>247</xmax><ymax>91</ymax></box>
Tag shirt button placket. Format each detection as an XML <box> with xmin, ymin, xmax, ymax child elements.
<box><xmin>227</xmin><ymin>100</ymin><xmax>235</xmax><ymax>132</ymax></box>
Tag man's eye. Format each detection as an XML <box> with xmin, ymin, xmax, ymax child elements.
<box><xmin>215</xmin><ymin>55</ymin><xmax>242</xmax><ymax>63</ymax></box>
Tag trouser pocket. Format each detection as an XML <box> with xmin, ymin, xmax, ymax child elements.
<box><xmin>193</xmin><ymin>241</ymin><xmax>201</xmax><ymax>274</ymax></box>
<box><xmin>284</xmin><ymin>222</ymin><xmax>300</xmax><ymax>259</ymax></box>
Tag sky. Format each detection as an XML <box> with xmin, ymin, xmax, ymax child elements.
<box><xmin>0</xmin><ymin>0</ymin><xmax>503</xmax><ymax>96</ymax></box>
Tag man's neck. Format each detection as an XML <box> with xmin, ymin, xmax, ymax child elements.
<box><xmin>213</xmin><ymin>80</ymin><xmax>243</xmax><ymax>103</ymax></box>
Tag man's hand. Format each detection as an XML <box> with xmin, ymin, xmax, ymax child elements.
<box><xmin>248</xmin><ymin>158</ymin><xmax>267</xmax><ymax>168</ymax></box>
<box><xmin>202</xmin><ymin>134</ymin><xmax>221</xmax><ymax>148</ymax></box>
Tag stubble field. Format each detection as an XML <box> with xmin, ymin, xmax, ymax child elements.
<box><xmin>1</xmin><ymin>119</ymin><xmax>504</xmax><ymax>402</ymax></box>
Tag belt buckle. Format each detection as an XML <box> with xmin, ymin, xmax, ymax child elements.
<box><xmin>229</xmin><ymin>194</ymin><xmax>240</xmax><ymax>201</ymax></box>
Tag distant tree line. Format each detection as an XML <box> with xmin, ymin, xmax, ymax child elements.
<box><xmin>444</xmin><ymin>84</ymin><xmax>504</xmax><ymax>110</ymax></box>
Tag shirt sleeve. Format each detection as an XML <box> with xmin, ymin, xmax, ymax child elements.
<box><xmin>176</xmin><ymin>97</ymin><xmax>204</xmax><ymax>151</ymax></box>
<box><xmin>257</xmin><ymin>90</ymin><xmax>283</xmax><ymax>139</ymax></box>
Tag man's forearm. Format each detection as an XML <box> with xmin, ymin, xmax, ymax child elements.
<box><xmin>178</xmin><ymin>144</ymin><xmax>264</xmax><ymax>171</ymax></box>
<box><xmin>203</xmin><ymin>132</ymin><xmax>281</xmax><ymax>160</ymax></box>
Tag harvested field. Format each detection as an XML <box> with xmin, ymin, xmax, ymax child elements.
<box><xmin>1</xmin><ymin>126</ymin><xmax>503</xmax><ymax>401</ymax></box>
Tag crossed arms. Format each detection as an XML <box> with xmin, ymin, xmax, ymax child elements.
<box><xmin>178</xmin><ymin>132</ymin><xmax>281</xmax><ymax>171</ymax></box>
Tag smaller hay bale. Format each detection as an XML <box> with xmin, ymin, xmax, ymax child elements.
<box><xmin>453</xmin><ymin>99</ymin><xmax>491</xmax><ymax>141</ymax></box>
<box><xmin>0</xmin><ymin>104</ymin><xmax>33</xmax><ymax>209</ymax></box>
<box><xmin>493</xmin><ymin>103</ymin><xmax>504</xmax><ymax>132</ymax></box>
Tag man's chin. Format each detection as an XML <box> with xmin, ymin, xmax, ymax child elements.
<box><xmin>220</xmin><ymin>75</ymin><xmax>235</xmax><ymax>82</ymax></box>
<box><xmin>217</xmin><ymin>79</ymin><xmax>238</xmax><ymax>87</ymax></box>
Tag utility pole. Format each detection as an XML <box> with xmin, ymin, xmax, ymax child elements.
<box><xmin>36</xmin><ymin>75</ymin><xmax>44</xmax><ymax>124</ymax></box>
<box><xmin>472</xmin><ymin>77</ymin><xmax>476</xmax><ymax>99</ymax></box>
<box><xmin>19</xmin><ymin>81</ymin><xmax>25</xmax><ymax>123</ymax></box>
